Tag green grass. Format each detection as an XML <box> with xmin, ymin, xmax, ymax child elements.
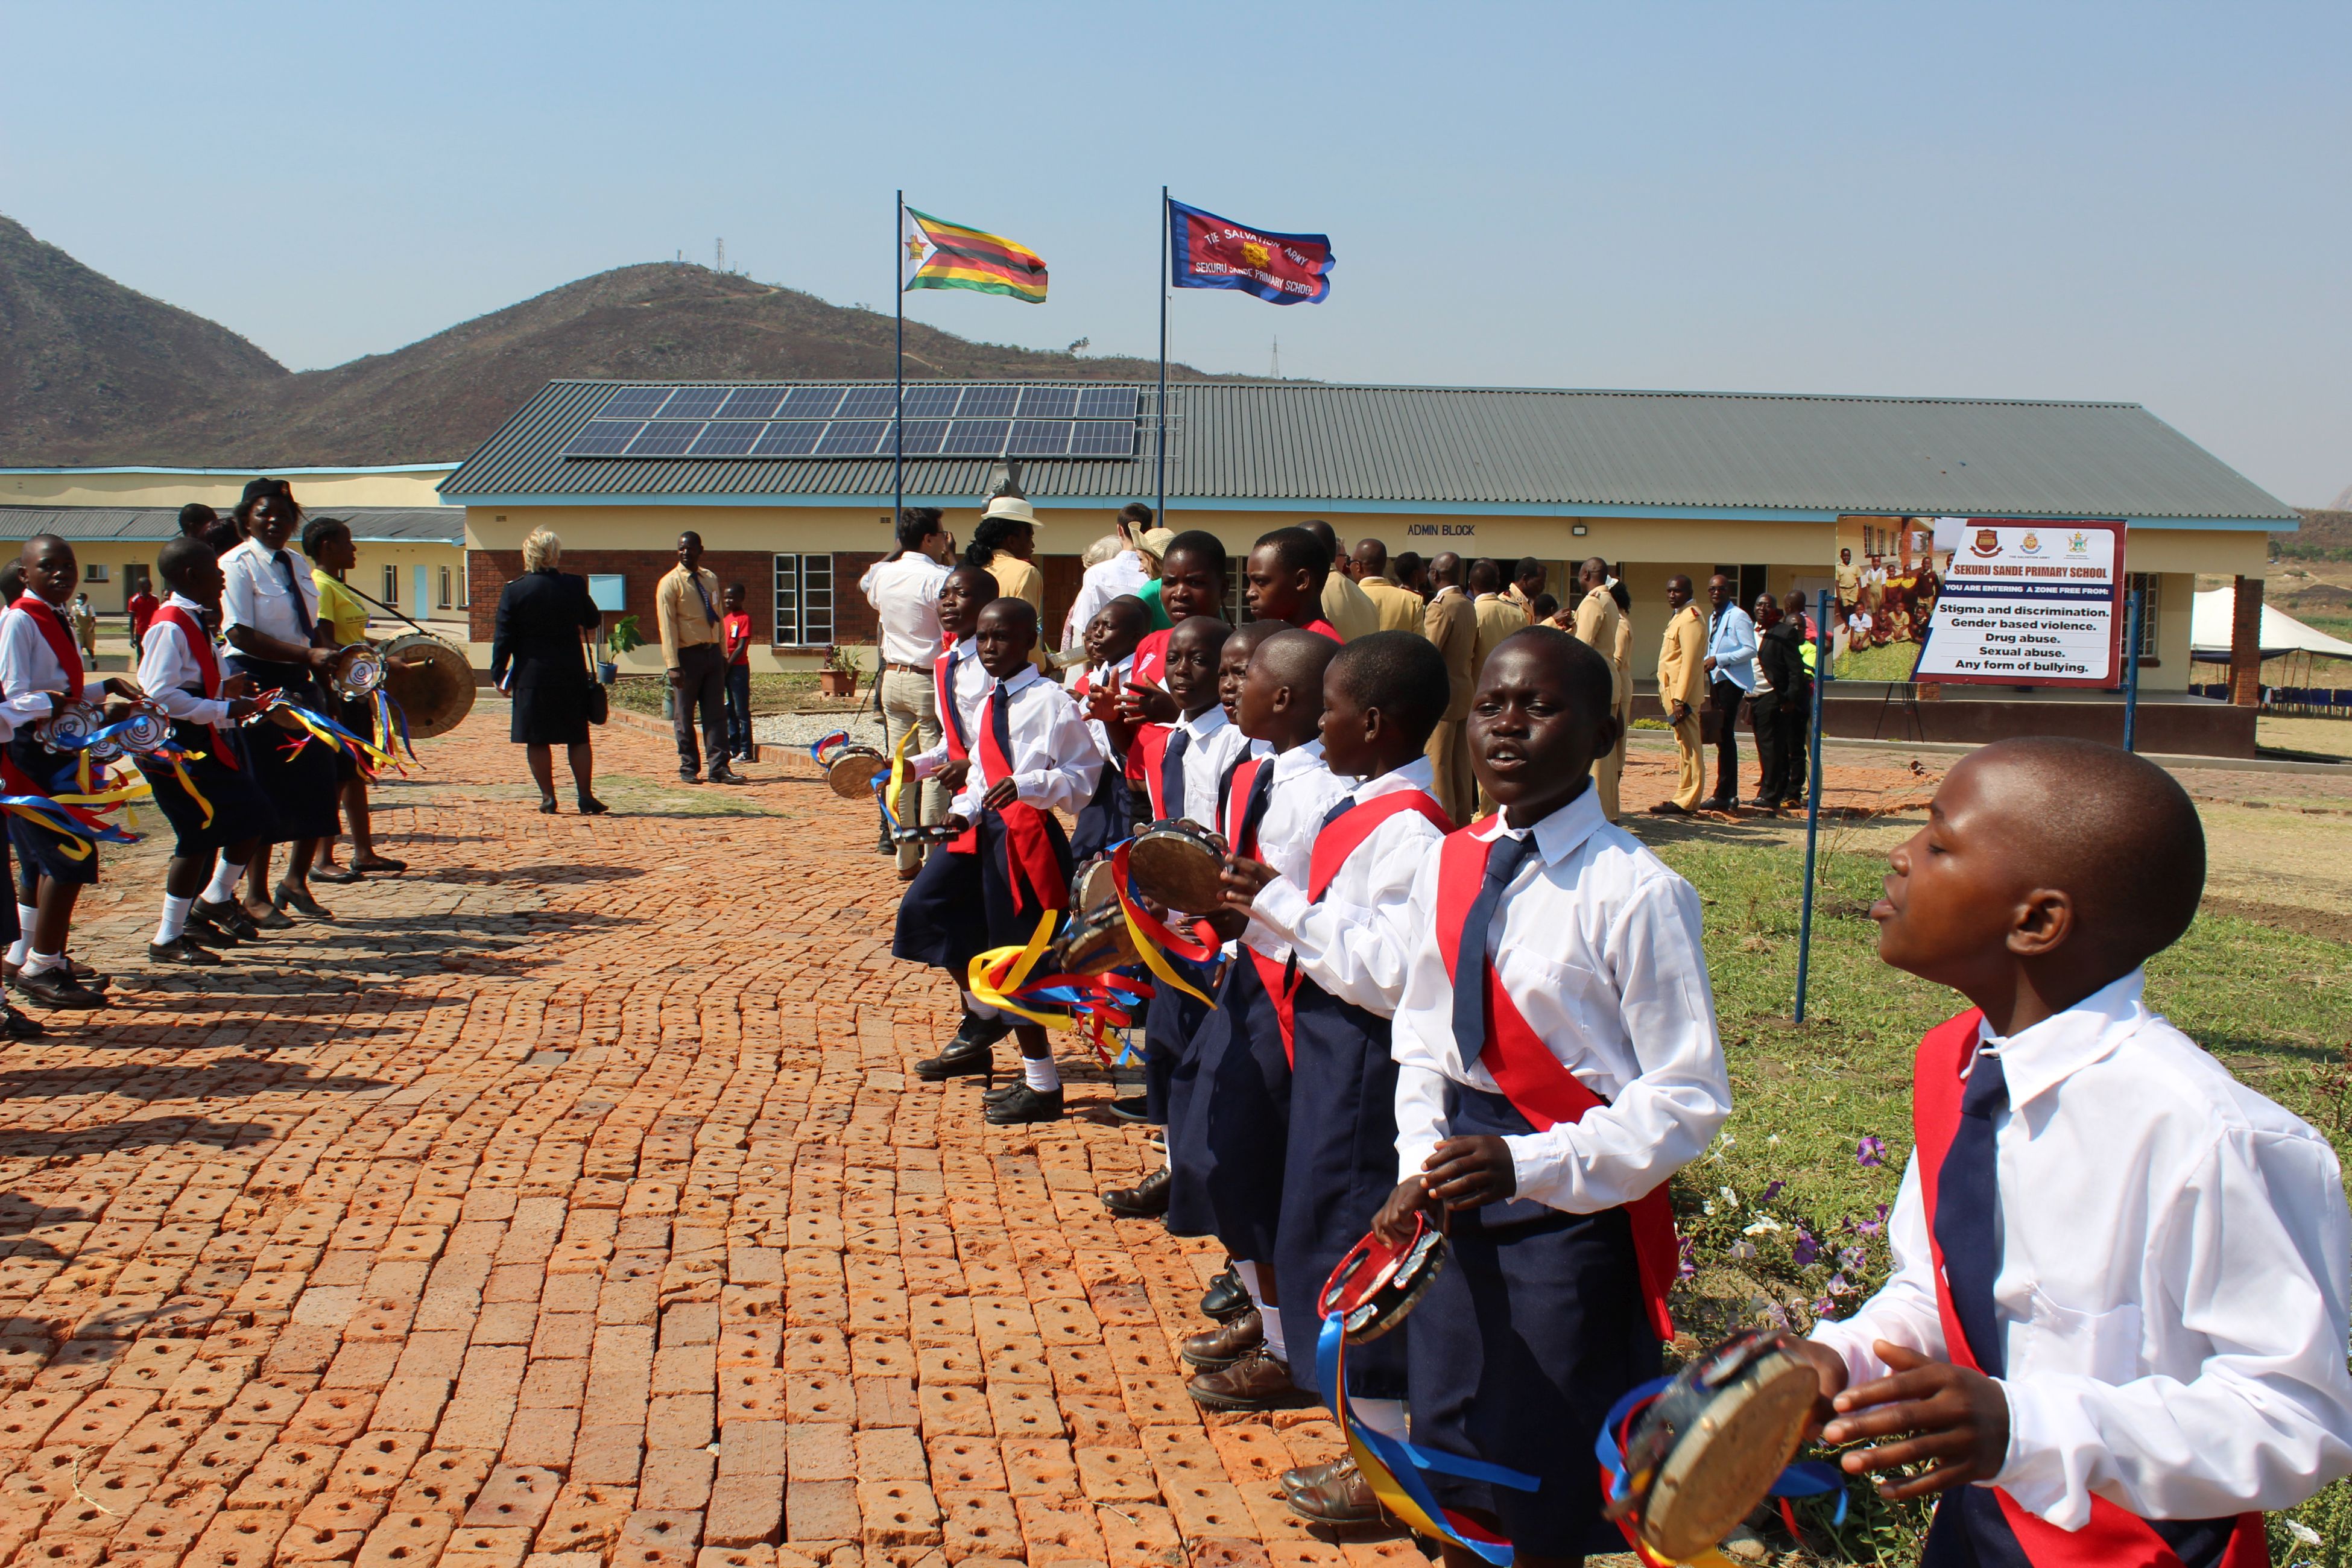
<box><xmin>1827</xmin><ymin>639</ymin><xmax>1926</xmax><ymax>682</ymax></box>
<box><xmin>1646</xmin><ymin>823</ymin><xmax>2352</xmax><ymax>1561</ymax></box>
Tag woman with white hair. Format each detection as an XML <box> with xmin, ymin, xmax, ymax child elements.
<box><xmin>490</xmin><ymin>528</ymin><xmax>607</xmax><ymax>814</ymax></box>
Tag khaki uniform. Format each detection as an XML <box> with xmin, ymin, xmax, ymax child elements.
<box><xmin>1571</xmin><ymin>588</ymin><xmax>1626</xmax><ymax>821</ymax></box>
<box><xmin>1613</xmin><ymin>595</ymin><xmax>1635</xmax><ymax>775</ymax></box>
<box><xmin>1421</xmin><ymin>586</ymin><xmax>1478</xmax><ymax>826</ymax></box>
<box><xmin>1320</xmin><ymin>571</ymin><xmax>1381</xmax><ymax>642</ymax></box>
<box><xmin>1657</xmin><ymin>603</ymin><xmax>1709</xmax><ymax>811</ymax></box>
<box><xmin>1470</xmin><ymin>593</ymin><xmax>1529</xmax><ymax>816</ymax></box>
<box><xmin>983</xmin><ymin>552</ymin><xmax>1051</xmax><ymax>672</ymax></box>
<box><xmin>1361</xmin><ymin>577</ymin><xmax>1427</xmax><ymax>636</ymax></box>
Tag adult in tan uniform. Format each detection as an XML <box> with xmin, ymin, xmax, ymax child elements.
<box><xmin>1420</xmin><ymin>552</ymin><xmax>1477</xmax><ymax>825</ymax></box>
<box><xmin>1350</xmin><ymin>539</ymin><xmax>1426</xmax><ymax>634</ymax></box>
<box><xmin>1611</xmin><ymin>574</ymin><xmax>1635</xmax><ymax>777</ymax></box>
<box><xmin>1650</xmin><ymin>574</ymin><xmax>1709</xmax><ymax>815</ymax></box>
<box><xmin>966</xmin><ymin>492</ymin><xmax>1049</xmax><ymax>671</ymax></box>
<box><xmin>1300</xmin><ymin>520</ymin><xmax>1379</xmax><ymax>641</ymax></box>
<box><xmin>1467</xmin><ymin>559</ymin><xmax>1528</xmax><ymax>817</ymax></box>
<box><xmin>1567</xmin><ymin>557</ymin><xmax>1626</xmax><ymax>820</ymax></box>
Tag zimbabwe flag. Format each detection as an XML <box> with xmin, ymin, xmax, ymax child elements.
<box><xmin>903</xmin><ymin>207</ymin><xmax>1048</xmax><ymax>304</ymax></box>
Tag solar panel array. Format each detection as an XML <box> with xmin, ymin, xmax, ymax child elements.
<box><xmin>563</xmin><ymin>385</ymin><xmax>1142</xmax><ymax>461</ymax></box>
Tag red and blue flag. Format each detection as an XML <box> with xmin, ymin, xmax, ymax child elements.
<box><xmin>1168</xmin><ymin>198</ymin><xmax>1334</xmax><ymax>305</ymax></box>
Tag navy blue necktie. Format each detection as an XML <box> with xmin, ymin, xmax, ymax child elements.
<box><xmin>988</xmin><ymin>682</ymin><xmax>1013</xmax><ymax>780</ymax></box>
<box><xmin>1160</xmin><ymin>727</ymin><xmax>1190</xmax><ymax>820</ymax></box>
<box><xmin>1451</xmin><ymin>832</ymin><xmax>1535</xmax><ymax>1067</ymax></box>
<box><xmin>272</xmin><ymin>551</ymin><xmax>315</xmax><ymax>641</ymax></box>
<box><xmin>1932</xmin><ymin>1047</ymin><xmax>2009</xmax><ymax>1377</ymax></box>
<box><xmin>1318</xmin><ymin>794</ymin><xmax>1358</xmax><ymax>833</ymax></box>
<box><xmin>1235</xmin><ymin>761</ymin><xmax>1276</xmax><ymax>856</ymax></box>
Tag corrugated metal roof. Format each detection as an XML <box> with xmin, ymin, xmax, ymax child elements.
<box><xmin>0</xmin><ymin>507</ymin><xmax>463</xmax><ymax>544</ymax></box>
<box><xmin>438</xmin><ymin>379</ymin><xmax>2297</xmax><ymax>524</ymax></box>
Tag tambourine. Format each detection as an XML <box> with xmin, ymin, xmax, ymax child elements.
<box><xmin>1125</xmin><ymin>820</ymin><xmax>1226</xmax><ymax>914</ymax></box>
<box><xmin>1605</xmin><ymin>1330</ymin><xmax>1819</xmax><ymax>1562</ymax></box>
<box><xmin>327</xmin><ymin>643</ymin><xmax>385</xmax><ymax>700</ymax></box>
<box><xmin>814</xmin><ymin>736</ymin><xmax>890</xmax><ymax>801</ymax></box>
<box><xmin>891</xmin><ymin>823</ymin><xmax>959</xmax><ymax>846</ymax></box>
<box><xmin>37</xmin><ymin>702</ymin><xmax>119</xmax><ymax>760</ymax></box>
<box><xmin>112</xmin><ymin>707</ymin><xmax>174</xmax><ymax>757</ymax></box>
<box><xmin>1318</xmin><ymin>1209</ymin><xmax>1449</xmax><ymax>1345</ymax></box>
<box><xmin>1045</xmin><ymin>860</ymin><xmax>1139</xmax><ymax>978</ymax></box>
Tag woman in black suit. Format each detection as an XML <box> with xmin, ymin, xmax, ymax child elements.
<box><xmin>490</xmin><ymin>528</ymin><xmax>607</xmax><ymax>815</ymax></box>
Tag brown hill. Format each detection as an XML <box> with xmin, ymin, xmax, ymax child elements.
<box><xmin>1</xmin><ymin>217</ymin><xmax>1217</xmax><ymax>468</ymax></box>
<box><xmin>2284</xmin><ymin>510</ymin><xmax>2352</xmax><ymax>560</ymax></box>
<box><xmin>0</xmin><ymin>215</ymin><xmax>288</xmax><ymax>460</ymax></box>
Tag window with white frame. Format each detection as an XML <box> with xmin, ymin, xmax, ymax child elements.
<box><xmin>2126</xmin><ymin>573</ymin><xmax>2160</xmax><ymax>660</ymax></box>
<box><xmin>381</xmin><ymin>565</ymin><xmax>399</xmax><ymax>607</ymax></box>
<box><xmin>438</xmin><ymin>566</ymin><xmax>452</xmax><ymax>610</ymax></box>
<box><xmin>774</xmin><ymin>554</ymin><xmax>835</xmax><ymax>646</ymax></box>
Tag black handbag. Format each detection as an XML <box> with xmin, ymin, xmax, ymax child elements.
<box><xmin>583</xmin><ymin>645</ymin><xmax>609</xmax><ymax>726</ymax></box>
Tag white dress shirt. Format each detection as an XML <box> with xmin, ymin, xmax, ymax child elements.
<box><xmin>1809</xmin><ymin>971</ymin><xmax>2352</xmax><ymax>1529</ymax></box>
<box><xmin>909</xmin><ymin>639</ymin><xmax>989</xmax><ymax>777</ymax></box>
<box><xmin>0</xmin><ymin>600</ymin><xmax>104</xmax><ymax>731</ymax></box>
<box><xmin>220</xmin><ymin>537</ymin><xmax>320</xmax><ymax>649</ymax></box>
<box><xmin>1073</xmin><ymin>655</ymin><xmax>1133</xmax><ymax>764</ymax></box>
<box><xmin>136</xmin><ymin>594</ymin><xmax>232</xmax><ymax>726</ymax></box>
<box><xmin>858</xmin><ymin>554</ymin><xmax>952</xmax><ymax>667</ymax></box>
<box><xmin>1390</xmin><ymin>780</ymin><xmax>1730</xmax><ymax>1210</ymax></box>
<box><xmin>1062</xmin><ymin>549</ymin><xmax>1150</xmax><ymax>650</ymax></box>
<box><xmin>1159</xmin><ymin>703</ymin><xmax>1253</xmax><ymax>826</ymax></box>
<box><xmin>1250</xmin><ymin>756</ymin><xmax>1446</xmax><ymax>1017</ymax></box>
<box><xmin>949</xmin><ymin>665</ymin><xmax>1103</xmax><ymax>820</ymax></box>
<box><xmin>1238</xmin><ymin>739</ymin><xmax>1355</xmax><ymax>964</ymax></box>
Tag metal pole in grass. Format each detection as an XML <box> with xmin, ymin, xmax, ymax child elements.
<box><xmin>1794</xmin><ymin>588</ymin><xmax>1832</xmax><ymax>1023</ymax></box>
<box><xmin>2122</xmin><ymin>585</ymin><xmax>2144</xmax><ymax>753</ymax></box>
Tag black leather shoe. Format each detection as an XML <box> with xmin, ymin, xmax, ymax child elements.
<box><xmin>1200</xmin><ymin>1266</ymin><xmax>1250</xmax><ymax>1323</ymax></box>
<box><xmin>1283</xmin><ymin>1456</ymin><xmax>1383</xmax><ymax>1526</ymax></box>
<box><xmin>66</xmin><ymin>959</ymin><xmax>109</xmax><ymax>990</ymax></box>
<box><xmin>1</xmin><ymin>1005</ymin><xmax>46</xmax><ymax>1038</ymax></box>
<box><xmin>184</xmin><ymin>912</ymin><xmax>240</xmax><ymax>949</ymax></box>
<box><xmin>273</xmin><ymin>882</ymin><xmax>332</xmax><ymax>920</ymax></box>
<box><xmin>983</xmin><ymin>1085</ymin><xmax>1064</xmax><ymax>1125</ymax></box>
<box><xmin>15</xmin><ymin>969</ymin><xmax>104</xmax><ymax>1010</ymax></box>
<box><xmin>1108</xmin><ymin>1095</ymin><xmax>1151</xmax><ymax>1124</ymax></box>
<box><xmin>577</xmin><ymin>797</ymin><xmax>610</xmax><ymax>816</ymax></box>
<box><xmin>310</xmin><ymin>863</ymin><xmax>365</xmax><ymax>884</ymax></box>
<box><xmin>194</xmin><ymin>898</ymin><xmax>261</xmax><ymax>940</ymax></box>
<box><xmin>981</xmin><ymin>1080</ymin><xmax>1026</xmax><ymax>1105</ymax></box>
<box><xmin>915</xmin><ymin>1015</ymin><xmax>1010</xmax><ymax>1080</ymax></box>
<box><xmin>709</xmin><ymin>768</ymin><xmax>747</xmax><ymax>786</ymax></box>
<box><xmin>1101</xmin><ymin>1166</ymin><xmax>1170</xmax><ymax>1219</ymax></box>
<box><xmin>148</xmin><ymin>936</ymin><xmax>222</xmax><ymax>966</ymax></box>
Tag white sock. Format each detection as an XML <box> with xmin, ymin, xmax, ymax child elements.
<box><xmin>156</xmin><ymin>896</ymin><xmax>193</xmax><ymax>945</ymax></box>
<box><xmin>7</xmin><ymin>906</ymin><xmax>33</xmax><ymax>966</ymax></box>
<box><xmin>1257</xmin><ymin>1292</ymin><xmax>1288</xmax><ymax>1364</ymax></box>
<box><xmin>21</xmin><ymin>950</ymin><xmax>63</xmax><ymax>979</ymax></box>
<box><xmin>202</xmin><ymin>859</ymin><xmax>244</xmax><ymax>904</ymax></box>
<box><xmin>959</xmin><ymin>988</ymin><xmax>1003</xmax><ymax>1022</ymax></box>
<box><xmin>1022</xmin><ymin>1054</ymin><xmax>1061</xmax><ymax>1093</ymax></box>
<box><xmin>1353</xmin><ymin>1397</ymin><xmax>1408</xmax><ymax>1440</ymax></box>
<box><xmin>1233</xmin><ymin>1259</ymin><xmax>1266</xmax><ymax>1307</ymax></box>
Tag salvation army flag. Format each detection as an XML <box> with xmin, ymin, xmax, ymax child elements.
<box><xmin>1168</xmin><ymin>198</ymin><xmax>1334</xmax><ymax>305</ymax></box>
<box><xmin>904</xmin><ymin>207</ymin><xmax>1049</xmax><ymax>303</ymax></box>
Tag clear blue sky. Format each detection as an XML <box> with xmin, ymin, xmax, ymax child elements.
<box><xmin>4</xmin><ymin>1</ymin><xmax>2345</xmax><ymax>504</ymax></box>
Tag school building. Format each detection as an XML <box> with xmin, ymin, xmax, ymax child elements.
<box><xmin>443</xmin><ymin>378</ymin><xmax>2292</xmax><ymax>753</ymax></box>
<box><xmin>0</xmin><ymin>464</ymin><xmax>469</xmax><ymax>635</ymax></box>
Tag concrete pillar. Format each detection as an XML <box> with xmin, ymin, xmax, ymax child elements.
<box><xmin>2228</xmin><ymin>575</ymin><xmax>2264</xmax><ymax>707</ymax></box>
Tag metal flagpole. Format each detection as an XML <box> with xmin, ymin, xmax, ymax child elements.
<box><xmin>1156</xmin><ymin>185</ymin><xmax>1169</xmax><ymax>524</ymax></box>
<box><xmin>894</xmin><ymin>190</ymin><xmax>905</xmax><ymax>530</ymax></box>
<box><xmin>1794</xmin><ymin>588</ymin><xmax>1832</xmax><ymax>1023</ymax></box>
<box><xmin>2122</xmin><ymin>585</ymin><xmax>2144</xmax><ymax>753</ymax></box>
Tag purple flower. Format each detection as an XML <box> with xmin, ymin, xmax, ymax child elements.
<box><xmin>1827</xmin><ymin>1272</ymin><xmax>1854</xmax><ymax>1297</ymax></box>
<box><xmin>1759</xmin><ymin>1180</ymin><xmax>1785</xmax><ymax>1204</ymax></box>
<box><xmin>1857</xmin><ymin>1136</ymin><xmax>1886</xmax><ymax>1168</ymax></box>
<box><xmin>1855</xmin><ymin>1202</ymin><xmax>1889</xmax><ymax>1238</ymax></box>
<box><xmin>1811</xmin><ymin>1296</ymin><xmax>1836</xmax><ymax>1318</ymax></box>
<box><xmin>1839</xmin><ymin>1246</ymin><xmax>1867</xmax><ymax>1272</ymax></box>
<box><xmin>1676</xmin><ymin>1238</ymin><xmax>1698</xmax><ymax>1282</ymax></box>
<box><xmin>1792</xmin><ymin>1228</ymin><xmax>1819</xmax><ymax>1268</ymax></box>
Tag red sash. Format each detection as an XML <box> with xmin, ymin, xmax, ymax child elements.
<box><xmin>12</xmin><ymin>596</ymin><xmax>82</xmax><ymax>698</ymax></box>
<box><xmin>1432</xmin><ymin>827</ymin><xmax>1680</xmax><ymax>1342</ymax></box>
<box><xmin>1128</xmin><ymin>725</ymin><xmax>1173</xmax><ymax>818</ymax></box>
<box><xmin>949</xmin><ymin>684</ymin><xmax>1068</xmax><ymax>917</ymax></box>
<box><xmin>1911</xmin><ymin>1011</ymin><xmax>2266</xmax><ymax>1568</ymax></box>
<box><xmin>148</xmin><ymin>605</ymin><xmax>239</xmax><ymax>769</ymax></box>
<box><xmin>1222</xmin><ymin>754</ymin><xmax>1268</xmax><ymax>852</ymax></box>
<box><xmin>1130</xmin><ymin>627</ymin><xmax>1172</xmax><ymax>688</ymax></box>
<box><xmin>1301</xmin><ymin>618</ymin><xmax>1342</xmax><ymax>642</ymax></box>
<box><xmin>932</xmin><ymin>642</ymin><xmax>969</xmax><ymax>763</ymax></box>
<box><xmin>1306</xmin><ymin>790</ymin><xmax>1451</xmax><ymax>902</ymax></box>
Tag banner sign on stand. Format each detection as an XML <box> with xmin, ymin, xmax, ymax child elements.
<box><xmin>1913</xmin><ymin>517</ymin><xmax>2128</xmax><ymax>688</ymax></box>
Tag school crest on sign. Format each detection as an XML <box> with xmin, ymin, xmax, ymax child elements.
<box><xmin>1971</xmin><ymin>529</ymin><xmax>2001</xmax><ymax>557</ymax></box>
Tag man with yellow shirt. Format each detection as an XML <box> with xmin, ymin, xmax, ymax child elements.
<box><xmin>1567</xmin><ymin>557</ymin><xmax>1626</xmax><ymax>821</ymax></box>
<box><xmin>1299</xmin><ymin>520</ymin><xmax>1378</xmax><ymax>641</ymax></box>
<box><xmin>1350</xmin><ymin>540</ymin><xmax>1427</xmax><ymax>635</ymax></box>
<box><xmin>1650</xmin><ymin>574</ymin><xmax>1709</xmax><ymax>814</ymax></box>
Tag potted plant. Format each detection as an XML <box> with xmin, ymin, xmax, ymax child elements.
<box><xmin>599</xmin><ymin>614</ymin><xmax>642</xmax><ymax>685</ymax></box>
<box><xmin>818</xmin><ymin>642</ymin><xmax>861</xmax><ymax>698</ymax></box>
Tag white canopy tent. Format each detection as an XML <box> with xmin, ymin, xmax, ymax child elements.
<box><xmin>2191</xmin><ymin>587</ymin><xmax>2352</xmax><ymax>662</ymax></box>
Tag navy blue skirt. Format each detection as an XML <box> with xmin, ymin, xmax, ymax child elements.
<box><xmin>134</xmin><ymin>719</ymin><xmax>276</xmax><ymax>859</ymax></box>
<box><xmin>1165</xmin><ymin>951</ymin><xmax>1291</xmax><ymax>1259</ymax></box>
<box><xmin>223</xmin><ymin>659</ymin><xmax>341</xmax><ymax>843</ymax></box>
<box><xmin>1403</xmin><ymin>1084</ymin><xmax>1661</xmax><ymax>1558</ymax></box>
<box><xmin>1069</xmin><ymin>759</ymin><xmax>1132</xmax><ymax>864</ymax></box>
<box><xmin>1276</xmin><ymin>979</ymin><xmax>1408</xmax><ymax>1400</ymax></box>
<box><xmin>890</xmin><ymin>810</ymin><xmax>1075</xmax><ymax>981</ymax></box>
<box><xmin>7</xmin><ymin>736</ymin><xmax>99</xmax><ymax>887</ymax></box>
<box><xmin>1140</xmin><ymin>978</ymin><xmax>1208</xmax><ymax>1127</ymax></box>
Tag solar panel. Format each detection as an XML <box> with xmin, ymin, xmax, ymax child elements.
<box><xmin>942</xmin><ymin>420</ymin><xmax>1010</xmax><ymax>454</ymax></box>
<box><xmin>1076</xmin><ymin>387</ymin><xmax>1139</xmax><ymax>419</ymax></box>
<box><xmin>1009</xmin><ymin>421</ymin><xmax>1074</xmax><ymax>456</ymax></box>
<box><xmin>627</xmin><ymin>422</ymin><xmax>707</xmax><ymax>456</ymax></box>
<box><xmin>599</xmin><ymin>388</ymin><xmax>672</xmax><ymax>419</ymax></box>
<box><xmin>1017</xmin><ymin>387</ymin><xmax>1078</xmax><ymax>419</ymax></box>
<box><xmin>901</xmin><ymin>387</ymin><xmax>961</xmax><ymax>419</ymax></box>
<box><xmin>660</xmin><ymin>388</ymin><xmax>728</xmax><ymax>420</ymax></box>
<box><xmin>835</xmin><ymin>388</ymin><xmax>896</xmax><ymax>419</ymax></box>
<box><xmin>716</xmin><ymin>388</ymin><xmax>786</xmax><ymax>420</ymax></box>
<box><xmin>817</xmin><ymin>420</ymin><xmax>888</xmax><ymax>455</ymax></box>
<box><xmin>957</xmin><ymin>386</ymin><xmax>1019</xmax><ymax>419</ymax></box>
<box><xmin>564</xmin><ymin>420</ymin><xmax>646</xmax><ymax>456</ymax></box>
<box><xmin>896</xmin><ymin>422</ymin><xmax>948</xmax><ymax>455</ymax></box>
<box><xmin>689</xmin><ymin>422</ymin><xmax>762</xmax><ymax>457</ymax></box>
<box><xmin>776</xmin><ymin>387</ymin><xmax>844</xmax><ymax>420</ymax></box>
<box><xmin>1070</xmin><ymin>422</ymin><xmax>1137</xmax><ymax>457</ymax></box>
<box><xmin>750</xmin><ymin>424</ymin><xmax>821</xmax><ymax>457</ymax></box>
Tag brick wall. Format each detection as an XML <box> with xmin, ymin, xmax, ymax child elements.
<box><xmin>469</xmin><ymin>549</ymin><xmax>885</xmax><ymax>647</ymax></box>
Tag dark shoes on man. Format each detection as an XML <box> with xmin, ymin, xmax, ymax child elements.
<box><xmin>1101</xmin><ymin>1166</ymin><xmax>1169</xmax><ymax>1218</ymax></box>
<box><xmin>709</xmin><ymin>767</ymin><xmax>747</xmax><ymax>786</ymax></box>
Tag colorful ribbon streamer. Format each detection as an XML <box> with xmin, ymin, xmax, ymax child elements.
<box><xmin>1592</xmin><ymin>1377</ymin><xmax>1846</xmax><ymax>1566</ymax></box>
<box><xmin>370</xmin><ymin>690</ymin><xmax>417</xmax><ymax>768</ymax></box>
<box><xmin>251</xmin><ymin>692</ymin><xmax>396</xmax><ymax>775</ymax></box>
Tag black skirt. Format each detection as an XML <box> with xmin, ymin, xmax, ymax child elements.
<box><xmin>134</xmin><ymin>719</ymin><xmax>277</xmax><ymax>859</ymax></box>
<box><xmin>510</xmin><ymin>659</ymin><xmax>592</xmax><ymax>747</ymax></box>
<box><xmin>5</xmin><ymin>736</ymin><xmax>100</xmax><ymax>887</ymax></box>
<box><xmin>223</xmin><ymin>658</ymin><xmax>343</xmax><ymax>843</ymax></box>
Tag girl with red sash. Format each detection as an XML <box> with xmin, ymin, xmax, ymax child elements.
<box><xmin>1165</xmin><ymin>630</ymin><xmax>1351</xmax><ymax>1412</ymax></box>
<box><xmin>1795</xmin><ymin>739</ymin><xmax>2352</xmax><ymax>1567</ymax></box>
<box><xmin>1066</xmin><ymin>597</ymin><xmax>1146</xmax><ymax>863</ymax></box>
<box><xmin>891</xmin><ymin>601</ymin><xmax>1099</xmax><ymax>1124</ymax></box>
<box><xmin>1373</xmin><ymin>630</ymin><xmax>1728</xmax><ymax>1564</ymax></box>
